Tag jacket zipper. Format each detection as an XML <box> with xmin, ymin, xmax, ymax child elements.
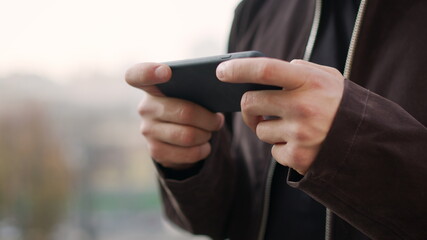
<box><xmin>303</xmin><ymin>0</ymin><xmax>323</xmax><ymax>62</ymax></box>
<box><xmin>256</xmin><ymin>0</ymin><xmax>369</xmax><ymax>239</ymax></box>
<box><xmin>344</xmin><ymin>0</ymin><xmax>368</xmax><ymax>79</ymax></box>
<box><xmin>325</xmin><ymin>1</ymin><xmax>368</xmax><ymax>239</ymax></box>
<box><xmin>256</xmin><ymin>159</ymin><xmax>277</xmax><ymax>240</ymax></box>
<box><xmin>256</xmin><ymin>1</ymin><xmax>323</xmax><ymax>240</ymax></box>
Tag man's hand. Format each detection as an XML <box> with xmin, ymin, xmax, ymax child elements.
<box><xmin>126</xmin><ymin>63</ymin><xmax>224</xmax><ymax>170</ymax></box>
<box><xmin>217</xmin><ymin>58</ymin><xmax>344</xmax><ymax>175</ymax></box>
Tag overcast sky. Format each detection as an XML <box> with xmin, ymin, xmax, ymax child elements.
<box><xmin>0</xmin><ymin>0</ymin><xmax>240</xmax><ymax>82</ymax></box>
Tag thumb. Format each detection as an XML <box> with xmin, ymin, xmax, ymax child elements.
<box><xmin>125</xmin><ymin>63</ymin><xmax>171</xmax><ymax>96</ymax></box>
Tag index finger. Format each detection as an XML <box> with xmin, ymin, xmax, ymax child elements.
<box><xmin>125</xmin><ymin>62</ymin><xmax>172</xmax><ymax>96</ymax></box>
<box><xmin>216</xmin><ymin>58</ymin><xmax>308</xmax><ymax>90</ymax></box>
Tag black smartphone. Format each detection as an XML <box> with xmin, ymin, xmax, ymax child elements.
<box><xmin>156</xmin><ymin>51</ymin><xmax>280</xmax><ymax>112</ymax></box>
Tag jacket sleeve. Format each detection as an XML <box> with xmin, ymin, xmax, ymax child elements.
<box><xmin>155</xmin><ymin>128</ymin><xmax>236</xmax><ymax>240</ymax></box>
<box><xmin>288</xmin><ymin>79</ymin><xmax>427</xmax><ymax>239</ymax></box>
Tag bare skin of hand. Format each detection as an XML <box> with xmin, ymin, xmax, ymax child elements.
<box><xmin>217</xmin><ymin>58</ymin><xmax>344</xmax><ymax>175</ymax></box>
<box><xmin>126</xmin><ymin>63</ymin><xmax>224</xmax><ymax>170</ymax></box>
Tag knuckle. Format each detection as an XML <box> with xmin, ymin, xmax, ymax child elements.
<box><xmin>305</xmin><ymin>70</ymin><xmax>325</xmax><ymax>89</ymax></box>
<box><xmin>176</xmin><ymin>103</ymin><xmax>194</xmax><ymax>123</ymax></box>
<box><xmin>194</xmin><ymin>145</ymin><xmax>211</xmax><ymax>160</ymax></box>
<box><xmin>283</xmin><ymin>145</ymin><xmax>307</xmax><ymax>167</ymax></box>
<box><xmin>189</xmin><ymin>149</ymin><xmax>204</xmax><ymax>162</ymax></box>
<box><xmin>293</xmin><ymin>101</ymin><xmax>317</xmax><ymax>118</ymax></box>
<box><xmin>255</xmin><ymin>123</ymin><xmax>271</xmax><ymax>143</ymax></box>
<box><xmin>139</xmin><ymin>121</ymin><xmax>151</xmax><ymax>137</ymax></box>
<box><xmin>271</xmin><ymin>144</ymin><xmax>310</xmax><ymax>171</ymax></box>
<box><xmin>255</xmin><ymin>124</ymin><xmax>264</xmax><ymax>140</ymax></box>
<box><xmin>307</xmin><ymin>68</ymin><xmax>342</xmax><ymax>90</ymax></box>
<box><xmin>137</xmin><ymin>94</ymin><xmax>154</xmax><ymax>116</ymax></box>
<box><xmin>288</xmin><ymin>148</ymin><xmax>306</xmax><ymax>166</ymax></box>
<box><xmin>291</xmin><ymin>123</ymin><xmax>311</xmax><ymax>142</ymax></box>
<box><xmin>185</xmin><ymin>143</ymin><xmax>211</xmax><ymax>163</ymax></box>
<box><xmin>271</xmin><ymin>144</ymin><xmax>277</xmax><ymax>157</ymax></box>
<box><xmin>240</xmin><ymin>92</ymin><xmax>256</xmax><ymax>111</ymax></box>
<box><xmin>137</xmin><ymin>99</ymin><xmax>148</xmax><ymax>116</ymax></box>
<box><xmin>257</xmin><ymin>61</ymin><xmax>274</xmax><ymax>81</ymax></box>
<box><xmin>175</xmin><ymin>146</ymin><xmax>208</xmax><ymax>164</ymax></box>
<box><xmin>308</xmin><ymin>76</ymin><xmax>325</xmax><ymax>90</ymax></box>
<box><xmin>324</xmin><ymin>66</ymin><xmax>342</xmax><ymax>77</ymax></box>
<box><xmin>148</xmin><ymin>142</ymin><xmax>164</xmax><ymax>160</ymax></box>
<box><xmin>271</xmin><ymin>144</ymin><xmax>283</xmax><ymax>162</ymax></box>
<box><xmin>177</xmin><ymin>128</ymin><xmax>198</xmax><ymax>146</ymax></box>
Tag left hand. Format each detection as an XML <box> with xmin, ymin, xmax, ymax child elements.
<box><xmin>217</xmin><ymin>58</ymin><xmax>345</xmax><ymax>175</ymax></box>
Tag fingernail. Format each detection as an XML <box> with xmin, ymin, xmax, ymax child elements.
<box><xmin>216</xmin><ymin>62</ymin><xmax>226</xmax><ymax>80</ymax></box>
<box><xmin>155</xmin><ymin>65</ymin><xmax>169</xmax><ymax>80</ymax></box>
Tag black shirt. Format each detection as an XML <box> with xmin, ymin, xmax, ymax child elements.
<box><xmin>264</xmin><ymin>0</ymin><xmax>360</xmax><ymax>239</ymax></box>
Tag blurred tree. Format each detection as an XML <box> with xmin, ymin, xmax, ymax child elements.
<box><xmin>0</xmin><ymin>102</ymin><xmax>70</xmax><ymax>240</ymax></box>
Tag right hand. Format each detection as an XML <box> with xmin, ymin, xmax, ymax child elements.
<box><xmin>125</xmin><ymin>63</ymin><xmax>224</xmax><ymax>170</ymax></box>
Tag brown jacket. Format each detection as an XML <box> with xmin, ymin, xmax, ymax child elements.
<box><xmin>157</xmin><ymin>0</ymin><xmax>427</xmax><ymax>239</ymax></box>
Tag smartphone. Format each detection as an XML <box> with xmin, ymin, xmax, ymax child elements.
<box><xmin>156</xmin><ymin>51</ymin><xmax>280</xmax><ymax>112</ymax></box>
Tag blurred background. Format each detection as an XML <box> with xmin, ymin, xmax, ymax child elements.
<box><xmin>0</xmin><ymin>0</ymin><xmax>240</xmax><ymax>239</ymax></box>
